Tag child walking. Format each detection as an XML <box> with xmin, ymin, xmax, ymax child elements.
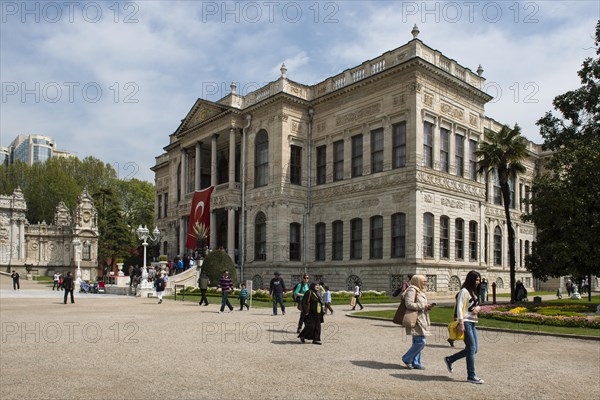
<box><xmin>239</xmin><ymin>283</ymin><xmax>250</xmax><ymax>310</ymax></box>
<box><xmin>323</xmin><ymin>286</ymin><xmax>334</xmax><ymax>315</ymax></box>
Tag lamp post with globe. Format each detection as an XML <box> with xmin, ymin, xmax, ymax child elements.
<box><xmin>136</xmin><ymin>225</ymin><xmax>160</xmax><ymax>288</ymax></box>
<box><xmin>72</xmin><ymin>238</ymin><xmax>82</xmax><ymax>289</ymax></box>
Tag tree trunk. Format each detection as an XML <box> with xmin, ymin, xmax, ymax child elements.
<box><xmin>501</xmin><ymin>177</ymin><xmax>517</xmax><ymax>304</ymax></box>
<box><xmin>588</xmin><ymin>273</ymin><xmax>592</xmax><ymax>302</ymax></box>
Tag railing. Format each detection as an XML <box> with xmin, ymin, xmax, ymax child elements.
<box><xmin>174</xmin><ymin>284</ymin><xmax>186</xmax><ymax>301</ymax></box>
<box><xmin>333</xmin><ymin>76</ymin><xmax>346</xmax><ymax>90</ymax></box>
<box><xmin>352</xmin><ymin>68</ymin><xmax>365</xmax><ymax>82</ymax></box>
<box><xmin>371</xmin><ymin>59</ymin><xmax>385</xmax><ymax>74</ymax></box>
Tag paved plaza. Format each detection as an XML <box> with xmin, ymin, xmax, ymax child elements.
<box><xmin>1</xmin><ymin>275</ymin><xmax>598</xmax><ymax>400</ymax></box>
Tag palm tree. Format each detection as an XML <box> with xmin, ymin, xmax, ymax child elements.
<box><xmin>476</xmin><ymin>124</ymin><xmax>528</xmax><ymax>303</ymax></box>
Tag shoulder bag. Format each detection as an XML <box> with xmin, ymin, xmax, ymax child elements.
<box><xmin>392</xmin><ymin>289</ymin><xmax>419</xmax><ymax>327</ymax></box>
<box><xmin>447</xmin><ymin>292</ymin><xmax>468</xmax><ymax>340</ymax></box>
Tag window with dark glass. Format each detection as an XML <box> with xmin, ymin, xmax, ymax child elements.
<box><xmin>440</xmin><ymin>216</ymin><xmax>449</xmax><ymax>258</ymax></box>
<box><xmin>371</xmin><ymin>128</ymin><xmax>384</xmax><ymax>173</ymax></box>
<box><xmin>315</xmin><ymin>223</ymin><xmax>326</xmax><ymax>261</ymax></box>
<box><xmin>332</xmin><ymin>220</ymin><xmax>343</xmax><ymax>261</ymax></box>
<box><xmin>494</xmin><ymin>226</ymin><xmax>502</xmax><ymax>265</ymax></box>
<box><xmin>290</xmin><ymin>145</ymin><xmax>302</xmax><ymax>185</ymax></box>
<box><xmin>255</xmin><ymin>212</ymin><xmax>266</xmax><ymax>260</ymax></box>
<box><xmin>484</xmin><ymin>225</ymin><xmax>489</xmax><ymax>263</ymax></box>
<box><xmin>255</xmin><ymin>130</ymin><xmax>269</xmax><ymax>187</ymax></box>
<box><xmin>469</xmin><ymin>139</ymin><xmax>477</xmax><ymax>180</ymax></box>
<box><xmin>83</xmin><ymin>241</ymin><xmax>91</xmax><ymax>260</ymax></box>
<box><xmin>391</xmin><ymin>213</ymin><xmax>406</xmax><ymax>258</ymax></box>
<box><xmin>423</xmin><ymin>213</ymin><xmax>434</xmax><ymax>257</ymax></box>
<box><xmin>440</xmin><ymin>128</ymin><xmax>449</xmax><ymax>173</ymax></box>
<box><xmin>333</xmin><ymin>140</ymin><xmax>344</xmax><ymax>181</ymax></box>
<box><xmin>392</xmin><ymin>122</ymin><xmax>406</xmax><ymax>169</ymax></box>
<box><xmin>493</xmin><ymin>170</ymin><xmax>502</xmax><ymax>205</ymax></box>
<box><xmin>370</xmin><ymin>216</ymin><xmax>383</xmax><ymax>259</ymax></box>
<box><xmin>455</xmin><ymin>218</ymin><xmax>464</xmax><ymax>260</ymax></box>
<box><xmin>316</xmin><ymin>145</ymin><xmax>326</xmax><ymax>185</ymax></box>
<box><xmin>509</xmin><ymin>176</ymin><xmax>516</xmax><ymax>209</ymax></box>
<box><xmin>163</xmin><ymin>193</ymin><xmax>168</xmax><ymax>219</ymax></box>
<box><xmin>423</xmin><ymin>122</ymin><xmax>433</xmax><ymax>168</ymax></box>
<box><xmin>455</xmin><ymin>134</ymin><xmax>464</xmax><ymax>177</ymax></box>
<box><xmin>525</xmin><ymin>185</ymin><xmax>531</xmax><ymax>213</ymax></box>
<box><xmin>157</xmin><ymin>194</ymin><xmax>162</xmax><ymax>219</ymax></box>
<box><xmin>350</xmin><ymin>218</ymin><xmax>362</xmax><ymax>260</ymax></box>
<box><xmin>469</xmin><ymin>221</ymin><xmax>478</xmax><ymax>261</ymax></box>
<box><xmin>289</xmin><ymin>223</ymin><xmax>301</xmax><ymax>261</ymax></box>
<box><xmin>351</xmin><ymin>134</ymin><xmax>363</xmax><ymax>177</ymax></box>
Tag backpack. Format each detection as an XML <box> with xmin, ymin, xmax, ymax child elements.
<box><xmin>293</xmin><ymin>282</ymin><xmax>302</xmax><ymax>302</ymax></box>
<box><xmin>155</xmin><ymin>277</ymin><xmax>165</xmax><ymax>291</ymax></box>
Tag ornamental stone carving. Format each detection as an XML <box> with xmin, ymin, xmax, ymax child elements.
<box><xmin>416</xmin><ymin>171</ymin><xmax>485</xmax><ymax>197</ymax></box>
<box><xmin>424</xmin><ymin>93</ymin><xmax>434</xmax><ymax>107</ymax></box>
<box><xmin>441</xmin><ymin>102</ymin><xmax>464</xmax><ymax>120</ymax></box>
<box><xmin>441</xmin><ymin>197</ymin><xmax>464</xmax><ymax>209</ymax></box>
<box><xmin>424</xmin><ymin>194</ymin><xmax>433</xmax><ymax>203</ymax></box>
<box><xmin>335</xmin><ymin>103</ymin><xmax>382</xmax><ymax>127</ymax></box>
<box><xmin>334</xmin><ymin>198</ymin><xmax>380</xmax><ymax>212</ymax></box>
<box><xmin>393</xmin><ymin>94</ymin><xmax>406</xmax><ymax>106</ymax></box>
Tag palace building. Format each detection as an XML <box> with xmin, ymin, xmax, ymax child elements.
<box><xmin>152</xmin><ymin>26</ymin><xmax>543</xmax><ymax>293</ymax></box>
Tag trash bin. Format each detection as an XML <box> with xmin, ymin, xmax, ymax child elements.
<box><xmin>533</xmin><ymin>296</ymin><xmax>542</xmax><ymax>304</ymax></box>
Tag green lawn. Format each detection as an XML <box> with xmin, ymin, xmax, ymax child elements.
<box><xmin>354</xmin><ymin>306</ymin><xmax>600</xmax><ymax>337</ymax></box>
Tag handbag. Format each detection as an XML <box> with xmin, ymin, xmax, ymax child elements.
<box><xmin>392</xmin><ymin>290</ymin><xmax>419</xmax><ymax>327</ymax></box>
<box><xmin>447</xmin><ymin>321</ymin><xmax>464</xmax><ymax>340</ymax></box>
<box><xmin>350</xmin><ymin>296</ymin><xmax>357</xmax><ymax>307</ymax></box>
<box><xmin>447</xmin><ymin>292</ymin><xmax>468</xmax><ymax>340</ymax></box>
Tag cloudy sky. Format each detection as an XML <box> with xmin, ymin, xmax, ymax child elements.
<box><xmin>1</xmin><ymin>1</ymin><xmax>598</xmax><ymax>182</ymax></box>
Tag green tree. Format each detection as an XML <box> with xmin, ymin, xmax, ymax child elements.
<box><xmin>201</xmin><ymin>249</ymin><xmax>237</xmax><ymax>286</ymax></box>
<box><xmin>93</xmin><ymin>187</ymin><xmax>133</xmax><ymax>265</ymax></box>
<box><xmin>115</xmin><ymin>178</ymin><xmax>155</xmax><ymax>231</ymax></box>
<box><xmin>526</xmin><ymin>21</ymin><xmax>600</xmax><ymax>300</ymax></box>
<box><xmin>476</xmin><ymin>124</ymin><xmax>528</xmax><ymax>303</ymax></box>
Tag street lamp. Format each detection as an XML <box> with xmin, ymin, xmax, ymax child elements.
<box><xmin>72</xmin><ymin>238</ymin><xmax>82</xmax><ymax>289</ymax></box>
<box><xmin>136</xmin><ymin>225</ymin><xmax>160</xmax><ymax>288</ymax></box>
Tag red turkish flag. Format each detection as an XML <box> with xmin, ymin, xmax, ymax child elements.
<box><xmin>186</xmin><ymin>186</ymin><xmax>214</xmax><ymax>250</ymax></box>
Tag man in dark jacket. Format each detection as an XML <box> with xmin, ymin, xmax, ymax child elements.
<box><xmin>269</xmin><ymin>271</ymin><xmax>287</xmax><ymax>315</ymax></box>
<box><xmin>198</xmin><ymin>271</ymin><xmax>210</xmax><ymax>306</ymax></box>
<box><xmin>62</xmin><ymin>272</ymin><xmax>75</xmax><ymax>304</ymax></box>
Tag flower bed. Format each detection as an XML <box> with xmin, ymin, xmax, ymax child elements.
<box><xmin>479</xmin><ymin>304</ymin><xmax>600</xmax><ymax>329</ymax></box>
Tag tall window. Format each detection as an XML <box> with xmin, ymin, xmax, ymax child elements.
<box><xmin>469</xmin><ymin>221</ymin><xmax>478</xmax><ymax>261</ymax></box>
<box><xmin>254</xmin><ymin>212</ymin><xmax>266</xmax><ymax>260</ymax></box>
<box><xmin>469</xmin><ymin>139</ymin><xmax>477</xmax><ymax>180</ymax></box>
<box><xmin>391</xmin><ymin>213</ymin><xmax>406</xmax><ymax>258</ymax></box>
<box><xmin>440</xmin><ymin>216</ymin><xmax>449</xmax><ymax>258</ymax></box>
<box><xmin>351</xmin><ymin>134</ymin><xmax>363</xmax><ymax>177</ymax></box>
<box><xmin>163</xmin><ymin>193</ymin><xmax>168</xmax><ymax>219</ymax></box>
<box><xmin>392</xmin><ymin>122</ymin><xmax>406</xmax><ymax>168</ymax></box>
<box><xmin>509</xmin><ymin>176</ymin><xmax>516</xmax><ymax>208</ymax></box>
<box><xmin>525</xmin><ymin>240</ymin><xmax>530</xmax><ymax>257</ymax></box>
<box><xmin>350</xmin><ymin>218</ymin><xmax>362</xmax><ymax>260</ymax></box>
<box><xmin>455</xmin><ymin>218</ymin><xmax>464</xmax><ymax>260</ymax></box>
<box><xmin>525</xmin><ymin>185</ymin><xmax>531</xmax><ymax>213</ymax></box>
<box><xmin>157</xmin><ymin>194</ymin><xmax>162</xmax><ymax>219</ymax></box>
<box><xmin>290</xmin><ymin>145</ymin><xmax>301</xmax><ymax>185</ymax></box>
<box><xmin>371</xmin><ymin>128</ymin><xmax>384</xmax><ymax>173</ymax></box>
<box><xmin>332</xmin><ymin>220</ymin><xmax>343</xmax><ymax>261</ymax></box>
<box><xmin>494</xmin><ymin>226</ymin><xmax>502</xmax><ymax>265</ymax></box>
<box><xmin>440</xmin><ymin>127</ymin><xmax>450</xmax><ymax>172</ymax></box>
<box><xmin>255</xmin><ymin>130</ymin><xmax>269</xmax><ymax>187</ymax></box>
<box><xmin>484</xmin><ymin>225</ymin><xmax>489</xmax><ymax>263</ymax></box>
<box><xmin>315</xmin><ymin>223</ymin><xmax>325</xmax><ymax>261</ymax></box>
<box><xmin>316</xmin><ymin>145</ymin><xmax>326</xmax><ymax>185</ymax></box>
<box><xmin>455</xmin><ymin>134</ymin><xmax>464</xmax><ymax>177</ymax></box>
<box><xmin>370</xmin><ymin>216</ymin><xmax>383</xmax><ymax>259</ymax></box>
<box><xmin>493</xmin><ymin>170</ymin><xmax>502</xmax><ymax>205</ymax></box>
<box><xmin>289</xmin><ymin>223</ymin><xmax>301</xmax><ymax>261</ymax></box>
<box><xmin>333</xmin><ymin>140</ymin><xmax>344</xmax><ymax>181</ymax></box>
<box><xmin>423</xmin><ymin>122</ymin><xmax>433</xmax><ymax>168</ymax></box>
<box><xmin>82</xmin><ymin>241</ymin><xmax>91</xmax><ymax>260</ymax></box>
<box><xmin>423</xmin><ymin>213</ymin><xmax>434</xmax><ymax>257</ymax></box>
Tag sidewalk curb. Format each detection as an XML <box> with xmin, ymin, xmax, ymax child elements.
<box><xmin>346</xmin><ymin>313</ymin><xmax>600</xmax><ymax>341</ymax></box>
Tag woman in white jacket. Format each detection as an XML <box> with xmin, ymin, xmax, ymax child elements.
<box><xmin>444</xmin><ymin>270</ymin><xmax>484</xmax><ymax>384</ymax></box>
<box><xmin>401</xmin><ymin>275</ymin><xmax>434</xmax><ymax>369</ymax></box>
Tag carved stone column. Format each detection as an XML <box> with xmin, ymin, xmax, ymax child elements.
<box><xmin>179</xmin><ymin>217</ymin><xmax>186</xmax><ymax>255</ymax></box>
<box><xmin>211</xmin><ymin>134</ymin><xmax>218</xmax><ymax>187</ymax></box>
<box><xmin>195</xmin><ymin>141</ymin><xmax>202</xmax><ymax>191</ymax></box>
<box><xmin>210</xmin><ymin>210</ymin><xmax>216</xmax><ymax>250</ymax></box>
<box><xmin>229</xmin><ymin>128</ymin><xmax>236</xmax><ymax>189</ymax></box>
<box><xmin>227</xmin><ymin>206</ymin><xmax>236</xmax><ymax>262</ymax></box>
<box><xmin>180</xmin><ymin>149</ymin><xmax>186</xmax><ymax>199</ymax></box>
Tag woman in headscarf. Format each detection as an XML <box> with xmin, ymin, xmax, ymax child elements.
<box><xmin>401</xmin><ymin>275</ymin><xmax>434</xmax><ymax>369</ymax></box>
<box><xmin>298</xmin><ymin>282</ymin><xmax>324</xmax><ymax>345</ymax></box>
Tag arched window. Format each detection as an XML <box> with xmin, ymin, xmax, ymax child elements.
<box><xmin>455</xmin><ymin>218</ymin><xmax>464</xmax><ymax>260</ymax></box>
<box><xmin>332</xmin><ymin>220</ymin><xmax>343</xmax><ymax>261</ymax></box>
<box><xmin>370</xmin><ymin>215</ymin><xmax>383</xmax><ymax>259</ymax></box>
<box><xmin>391</xmin><ymin>213</ymin><xmax>406</xmax><ymax>258</ymax></box>
<box><xmin>252</xmin><ymin>274</ymin><xmax>264</xmax><ymax>290</ymax></box>
<box><xmin>496</xmin><ymin>277</ymin><xmax>504</xmax><ymax>289</ymax></box>
<box><xmin>350</xmin><ymin>218</ymin><xmax>362</xmax><ymax>260</ymax></box>
<box><xmin>423</xmin><ymin>213</ymin><xmax>434</xmax><ymax>258</ymax></box>
<box><xmin>254</xmin><ymin>212</ymin><xmax>266</xmax><ymax>260</ymax></box>
<box><xmin>440</xmin><ymin>216</ymin><xmax>449</xmax><ymax>258</ymax></box>
<box><xmin>255</xmin><ymin>130</ymin><xmax>268</xmax><ymax>187</ymax></box>
<box><xmin>289</xmin><ymin>223</ymin><xmax>301</xmax><ymax>261</ymax></box>
<box><xmin>494</xmin><ymin>226</ymin><xmax>502</xmax><ymax>266</ymax></box>
<box><xmin>346</xmin><ymin>274</ymin><xmax>362</xmax><ymax>291</ymax></box>
<box><xmin>315</xmin><ymin>223</ymin><xmax>326</xmax><ymax>261</ymax></box>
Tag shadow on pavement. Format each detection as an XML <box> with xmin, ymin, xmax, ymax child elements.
<box><xmin>351</xmin><ymin>360</ymin><xmax>402</xmax><ymax>370</ymax></box>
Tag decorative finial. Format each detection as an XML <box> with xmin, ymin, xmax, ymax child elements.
<box><xmin>411</xmin><ymin>24</ymin><xmax>420</xmax><ymax>39</ymax></box>
<box><xmin>230</xmin><ymin>81</ymin><xmax>237</xmax><ymax>95</ymax></box>
<box><xmin>280</xmin><ymin>63</ymin><xmax>287</xmax><ymax>79</ymax></box>
<box><xmin>477</xmin><ymin>64</ymin><xmax>484</xmax><ymax>76</ymax></box>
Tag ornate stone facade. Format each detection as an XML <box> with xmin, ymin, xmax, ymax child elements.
<box><xmin>0</xmin><ymin>189</ymin><xmax>99</xmax><ymax>279</ymax></box>
<box><xmin>152</xmin><ymin>30</ymin><xmax>541</xmax><ymax>293</ymax></box>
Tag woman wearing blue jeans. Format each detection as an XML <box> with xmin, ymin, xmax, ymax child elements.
<box><xmin>401</xmin><ymin>275</ymin><xmax>434</xmax><ymax>369</ymax></box>
<box><xmin>444</xmin><ymin>270</ymin><xmax>484</xmax><ymax>384</ymax></box>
